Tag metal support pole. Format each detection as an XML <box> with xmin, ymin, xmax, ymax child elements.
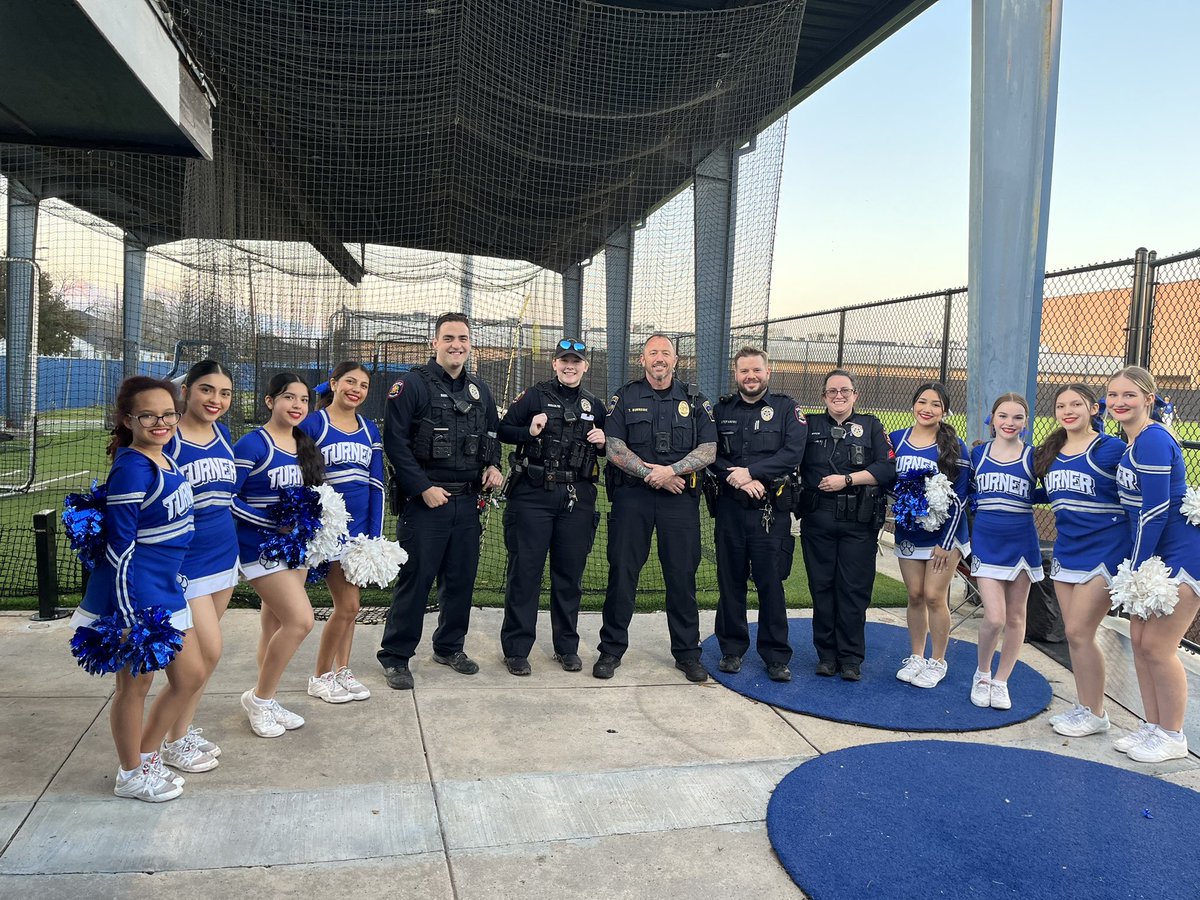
<box><xmin>122</xmin><ymin>236</ymin><xmax>148</xmax><ymax>380</ymax></box>
<box><xmin>939</xmin><ymin>291</ymin><xmax>954</xmax><ymax>386</ymax></box>
<box><xmin>461</xmin><ymin>253</ymin><xmax>474</xmax><ymax>319</ymax></box>
<box><xmin>5</xmin><ymin>181</ymin><xmax>39</xmax><ymax>429</ymax></box>
<box><xmin>32</xmin><ymin>509</ymin><xmax>68</xmax><ymax>621</ymax></box>
<box><xmin>605</xmin><ymin>225</ymin><xmax>634</xmax><ymax>397</ymax></box>
<box><xmin>836</xmin><ymin>310</ymin><xmax>847</xmax><ymax>368</ymax></box>
<box><xmin>966</xmin><ymin>0</ymin><xmax>1062</xmax><ymax>443</ymax></box>
<box><xmin>1124</xmin><ymin>247</ymin><xmax>1149</xmax><ymax>366</ymax></box>
<box><xmin>693</xmin><ymin>143</ymin><xmax>737</xmax><ymax>401</ymax></box>
<box><xmin>562</xmin><ymin>263</ymin><xmax>584</xmax><ymax>339</ymax></box>
<box><xmin>1141</xmin><ymin>250</ymin><xmax>1158</xmax><ymax>367</ymax></box>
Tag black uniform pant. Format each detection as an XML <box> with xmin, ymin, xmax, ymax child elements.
<box><xmin>714</xmin><ymin>495</ymin><xmax>794</xmax><ymax>664</ymax></box>
<box><xmin>800</xmin><ymin>503</ymin><xmax>879</xmax><ymax>667</ymax></box>
<box><xmin>378</xmin><ymin>493</ymin><xmax>481</xmax><ymax>666</ymax></box>
<box><xmin>598</xmin><ymin>484</ymin><xmax>701</xmax><ymax>661</ymax></box>
<box><xmin>501</xmin><ymin>479</ymin><xmax>597</xmax><ymax>658</ymax></box>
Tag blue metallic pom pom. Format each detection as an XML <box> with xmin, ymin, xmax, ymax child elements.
<box><xmin>69</xmin><ymin>613</ymin><xmax>127</xmax><ymax>676</ymax></box>
<box><xmin>305</xmin><ymin>560</ymin><xmax>331</xmax><ymax>584</ymax></box>
<box><xmin>123</xmin><ymin>606</ymin><xmax>185</xmax><ymax>676</ymax></box>
<box><xmin>259</xmin><ymin>485</ymin><xmax>322</xmax><ymax>569</ymax></box>
<box><xmin>892</xmin><ymin>470</ymin><xmax>931</xmax><ymax>532</ymax></box>
<box><xmin>61</xmin><ymin>481</ymin><xmax>108</xmax><ymax>571</ymax></box>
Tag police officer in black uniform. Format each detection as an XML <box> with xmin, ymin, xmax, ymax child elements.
<box><xmin>378</xmin><ymin>312</ymin><xmax>503</xmax><ymax>690</ymax></box>
<box><xmin>710</xmin><ymin>347</ymin><xmax>807</xmax><ymax>682</ymax></box>
<box><xmin>595</xmin><ymin>333</ymin><xmax>717</xmax><ymax>683</ymax></box>
<box><xmin>497</xmin><ymin>338</ymin><xmax>607</xmax><ymax>675</ymax></box>
<box><xmin>797</xmin><ymin>368</ymin><xmax>895</xmax><ymax>680</ymax></box>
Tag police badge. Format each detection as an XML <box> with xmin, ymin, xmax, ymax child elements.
<box><xmin>849</xmin><ymin>422</ymin><xmax>863</xmax><ymax>438</ymax></box>
<box><xmin>761</xmin><ymin>407</ymin><xmax>774</xmax><ymax>422</ymax></box>
<box><xmin>468</xmin><ymin>383</ymin><xmax>481</xmax><ymax>400</ymax></box>
<box><xmin>678</xmin><ymin>400</ymin><xmax>690</xmax><ymax>417</ymax></box>
<box><xmin>580</xmin><ymin>398</ymin><xmax>592</xmax><ymax>413</ymax></box>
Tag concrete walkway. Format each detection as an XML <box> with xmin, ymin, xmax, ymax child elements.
<box><xmin>1</xmin><ymin>598</ymin><xmax>1197</xmax><ymax>898</ymax></box>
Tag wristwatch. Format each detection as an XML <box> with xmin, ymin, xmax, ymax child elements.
<box><xmin>844</xmin><ymin>474</ymin><xmax>853</xmax><ymax>487</ymax></box>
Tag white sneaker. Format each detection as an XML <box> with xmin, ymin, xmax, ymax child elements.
<box><xmin>989</xmin><ymin>681</ymin><xmax>1011</xmax><ymax>710</ymax></box>
<box><xmin>241</xmin><ymin>689</ymin><xmax>285</xmax><ymax>738</ymax></box>
<box><xmin>896</xmin><ymin>655</ymin><xmax>926</xmax><ymax>683</ymax></box>
<box><xmin>336</xmin><ymin>666</ymin><xmax>371</xmax><ymax>700</ymax></box>
<box><xmin>1127</xmin><ymin>726</ymin><xmax>1189</xmax><ymax>763</ymax></box>
<box><xmin>148</xmin><ymin>751</ymin><xmax>185</xmax><ymax>787</ymax></box>
<box><xmin>114</xmin><ymin>763</ymin><xmax>183</xmax><ymax>802</ymax></box>
<box><xmin>913</xmin><ymin>658</ymin><xmax>947</xmax><ymax>689</ymax></box>
<box><xmin>186</xmin><ymin>725</ymin><xmax>220</xmax><ymax>758</ymax></box>
<box><xmin>1052</xmin><ymin>706</ymin><xmax>1109</xmax><ymax>737</ymax></box>
<box><xmin>1049</xmin><ymin>704</ymin><xmax>1086</xmax><ymax>727</ymax></box>
<box><xmin>308</xmin><ymin>672</ymin><xmax>353</xmax><ymax>704</ymax></box>
<box><xmin>267</xmin><ymin>698</ymin><xmax>305</xmax><ymax>730</ymax></box>
<box><xmin>970</xmin><ymin>672</ymin><xmax>991</xmax><ymax>707</ymax></box>
<box><xmin>1113</xmin><ymin>723</ymin><xmax>1157</xmax><ymax>754</ymax></box>
<box><xmin>160</xmin><ymin>734</ymin><xmax>219</xmax><ymax>773</ymax></box>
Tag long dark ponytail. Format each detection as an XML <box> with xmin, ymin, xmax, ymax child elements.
<box><xmin>264</xmin><ymin>372</ymin><xmax>325</xmax><ymax>486</ymax></box>
<box><xmin>107</xmin><ymin>376</ymin><xmax>181</xmax><ymax>459</ymax></box>
<box><xmin>911</xmin><ymin>381</ymin><xmax>960</xmax><ymax>480</ymax></box>
<box><xmin>1033</xmin><ymin>383</ymin><xmax>1097</xmax><ymax>478</ymax></box>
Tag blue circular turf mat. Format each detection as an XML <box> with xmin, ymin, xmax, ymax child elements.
<box><xmin>767</xmin><ymin>741</ymin><xmax>1200</xmax><ymax>899</ymax></box>
<box><xmin>701</xmin><ymin>618</ymin><xmax>1051</xmax><ymax>731</ymax></box>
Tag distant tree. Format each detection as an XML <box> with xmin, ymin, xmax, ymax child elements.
<box><xmin>0</xmin><ymin>267</ymin><xmax>82</xmax><ymax>356</ymax></box>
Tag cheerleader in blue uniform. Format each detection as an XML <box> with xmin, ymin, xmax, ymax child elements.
<box><xmin>72</xmin><ymin>376</ymin><xmax>205</xmax><ymax>801</ymax></box>
<box><xmin>300</xmin><ymin>361</ymin><xmax>383</xmax><ymax>703</ymax></box>
<box><xmin>1108</xmin><ymin>366</ymin><xmax>1199</xmax><ymax>762</ymax></box>
<box><xmin>967</xmin><ymin>394</ymin><xmax>1043</xmax><ymax>711</ymax></box>
<box><xmin>1033</xmin><ymin>383</ymin><xmax>1130</xmax><ymax>739</ymax></box>
<box><xmin>890</xmin><ymin>382</ymin><xmax>971</xmax><ymax>689</ymax></box>
<box><xmin>233</xmin><ymin>372</ymin><xmax>325</xmax><ymax>738</ymax></box>
<box><xmin>151</xmin><ymin>360</ymin><xmax>238</xmax><ymax>772</ymax></box>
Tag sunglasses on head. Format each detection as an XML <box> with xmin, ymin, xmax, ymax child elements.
<box><xmin>558</xmin><ymin>339</ymin><xmax>586</xmax><ymax>352</ymax></box>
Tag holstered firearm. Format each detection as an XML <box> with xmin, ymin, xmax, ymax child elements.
<box><xmin>701</xmin><ymin>470</ymin><xmax>720</xmax><ymax>516</ymax></box>
<box><xmin>386</xmin><ymin>462</ymin><xmax>408</xmax><ymax>517</ymax></box>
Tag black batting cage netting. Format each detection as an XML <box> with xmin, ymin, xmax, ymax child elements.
<box><xmin>0</xmin><ymin>0</ymin><xmax>804</xmax><ymax>603</ymax></box>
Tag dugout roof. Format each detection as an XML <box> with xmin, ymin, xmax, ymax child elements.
<box><xmin>0</xmin><ymin>0</ymin><xmax>932</xmax><ymax>280</ymax></box>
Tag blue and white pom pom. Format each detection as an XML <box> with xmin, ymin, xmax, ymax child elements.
<box><xmin>1181</xmin><ymin>487</ymin><xmax>1200</xmax><ymax>527</ymax></box>
<box><xmin>892</xmin><ymin>470</ymin><xmax>931</xmax><ymax>531</ymax></box>
<box><xmin>1110</xmin><ymin>557</ymin><xmax>1181</xmax><ymax>619</ymax></box>
<box><xmin>340</xmin><ymin>535</ymin><xmax>409</xmax><ymax>588</ymax></box>
<box><xmin>306</xmin><ymin>484</ymin><xmax>351</xmax><ymax>568</ymax></box>
<box><xmin>917</xmin><ymin>473</ymin><xmax>953</xmax><ymax>532</ymax></box>
<box><xmin>61</xmin><ymin>481</ymin><xmax>108</xmax><ymax>571</ymax></box>
<box><xmin>259</xmin><ymin>485</ymin><xmax>323</xmax><ymax>568</ymax></box>
<box><xmin>69</xmin><ymin>606</ymin><xmax>185</xmax><ymax>676</ymax></box>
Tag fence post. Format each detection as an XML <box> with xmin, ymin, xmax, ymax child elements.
<box><xmin>32</xmin><ymin>509</ymin><xmax>68</xmax><ymax>621</ymax></box>
<box><xmin>836</xmin><ymin>309</ymin><xmax>846</xmax><ymax>368</ymax></box>
<box><xmin>939</xmin><ymin>290</ymin><xmax>953</xmax><ymax>385</ymax></box>
<box><xmin>1140</xmin><ymin>250</ymin><xmax>1158</xmax><ymax>368</ymax></box>
<box><xmin>1125</xmin><ymin>247</ymin><xmax>1150</xmax><ymax>366</ymax></box>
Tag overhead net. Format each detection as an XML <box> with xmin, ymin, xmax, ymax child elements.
<box><xmin>0</xmin><ymin>0</ymin><xmax>802</xmax><ymax>601</ymax></box>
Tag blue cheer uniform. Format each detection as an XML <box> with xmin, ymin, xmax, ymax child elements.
<box><xmin>232</xmin><ymin>428</ymin><xmax>306</xmax><ymax>580</ymax></box>
<box><xmin>1042</xmin><ymin>434</ymin><xmax>1129</xmax><ymax>585</ymax></box>
<box><xmin>890</xmin><ymin>427</ymin><xmax>971</xmax><ymax>559</ymax></box>
<box><xmin>1117</xmin><ymin>423</ymin><xmax>1200</xmax><ymax>593</ymax></box>
<box><xmin>968</xmin><ymin>442</ymin><xmax>1043</xmax><ymax>582</ymax></box>
<box><xmin>72</xmin><ymin>447</ymin><xmax>195</xmax><ymax>633</ymax></box>
<box><xmin>300</xmin><ymin>410</ymin><xmax>385</xmax><ymax>551</ymax></box>
<box><xmin>166</xmin><ymin>423</ymin><xmax>239</xmax><ymax>599</ymax></box>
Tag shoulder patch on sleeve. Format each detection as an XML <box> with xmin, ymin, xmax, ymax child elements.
<box><xmin>794</xmin><ymin>405</ymin><xmax>806</xmax><ymax>424</ymax></box>
<box><xmin>701</xmin><ymin>400</ymin><xmax>715</xmax><ymax>421</ymax></box>
<box><xmin>885</xmin><ymin>429</ymin><xmax>895</xmax><ymax>460</ymax></box>
<box><xmin>388</xmin><ymin>379</ymin><xmax>404</xmax><ymax>398</ymax></box>
<box><xmin>608</xmin><ymin>394</ymin><xmax>620</xmax><ymax>413</ymax></box>
<box><xmin>514</xmin><ymin>389</ymin><xmax>526</xmax><ymax>404</ymax></box>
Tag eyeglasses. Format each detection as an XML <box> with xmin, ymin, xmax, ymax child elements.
<box><xmin>824</xmin><ymin>388</ymin><xmax>855</xmax><ymax>398</ymax></box>
<box><xmin>132</xmin><ymin>412</ymin><xmax>181</xmax><ymax>427</ymax></box>
<box><xmin>558</xmin><ymin>339</ymin><xmax>586</xmax><ymax>352</ymax></box>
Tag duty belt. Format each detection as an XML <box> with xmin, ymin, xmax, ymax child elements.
<box><xmin>433</xmin><ymin>481</ymin><xmax>481</xmax><ymax>495</ymax></box>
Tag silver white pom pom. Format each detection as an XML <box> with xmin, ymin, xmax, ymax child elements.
<box><xmin>1109</xmin><ymin>556</ymin><xmax>1181</xmax><ymax>619</ymax></box>
<box><xmin>1181</xmin><ymin>487</ymin><xmax>1200</xmax><ymax>527</ymax></box>
<box><xmin>306</xmin><ymin>484</ymin><xmax>352</xmax><ymax>567</ymax></box>
<box><xmin>917</xmin><ymin>472</ymin><xmax>953</xmax><ymax>532</ymax></box>
<box><xmin>340</xmin><ymin>535</ymin><xmax>408</xmax><ymax>587</ymax></box>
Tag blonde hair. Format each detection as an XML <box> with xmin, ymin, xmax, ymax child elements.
<box><xmin>1109</xmin><ymin>365</ymin><xmax>1180</xmax><ymax>442</ymax></box>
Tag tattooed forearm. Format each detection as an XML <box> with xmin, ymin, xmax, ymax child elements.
<box><xmin>671</xmin><ymin>442</ymin><xmax>716</xmax><ymax>475</ymax></box>
<box><xmin>606</xmin><ymin>437</ymin><xmax>651</xmax><ymax>478</ymax></box>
